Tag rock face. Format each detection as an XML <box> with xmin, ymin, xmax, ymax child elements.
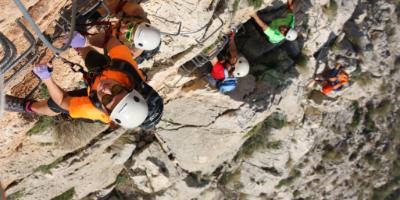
<box><xmin>1</xmin><ymin>0</ymin><xmax>400</xmax><ymax>199</ymax></box>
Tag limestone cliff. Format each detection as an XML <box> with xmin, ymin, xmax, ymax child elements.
<box><xmin>0</xmin><ymin>0</ymin><xmax>399</xmax><ymax>199</ymax></box>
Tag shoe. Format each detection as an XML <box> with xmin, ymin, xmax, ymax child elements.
<box><xmin>5</xmin><ymin>95</ymin><xmax>34</xmax><ymax>113</ymax></box>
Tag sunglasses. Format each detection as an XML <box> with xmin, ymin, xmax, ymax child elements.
<box><xmin>124</xmin><ymin>23</ymin><xmax>135</xmax><ymax>43</ymax></box>
<box><xmin>101</xmin><ymin>84</ymin><xmax>126</xmax><ymax>106</ymax></box>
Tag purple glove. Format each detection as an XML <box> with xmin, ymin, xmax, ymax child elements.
<box><xmin>69</xmin><ymin>31</ymin><xmax>86</xmax><ymax>48</ymax></box>
<box><xmin>33</xmin><ymin>64</ymin><xmax>52</xmax><ymax>80</ymax></box>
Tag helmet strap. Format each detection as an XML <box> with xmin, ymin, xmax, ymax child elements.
<box><xmin>88</xmin><ymin>59</ymin><xmax>147</xmax><ymax>114</ymax></box>
<box><xmin>88</xmin><ymin>88</ymin><xmax>111</xmax><ymax>114</ymax></box>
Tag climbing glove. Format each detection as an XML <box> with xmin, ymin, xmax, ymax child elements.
<box><xmin>33</xmin><ymin>64</ymin><xmax>52</xmax><ymax>80</ymax></box>
<box><xmin>69</xmin><ymin>31</ymin><xmax>86</xmax><ymax>48</ymax></box>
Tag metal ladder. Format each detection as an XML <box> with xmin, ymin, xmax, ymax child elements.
<box><xmin>3</xmin><ymin>0</ymin><xmax>105</xmax><ymax>98</ymax></box>
<box><xmin>13</xmin><ymin>0</ymin><xmax>78</xmax><ymax>54</ymax></box>
<box><xmin>0</xmin><ymin>0</ymin><xmax>115</xmax><ymax>102</ymax></box>
<box><xmin>56</xmin><ymin>0</ymin><xmax>110</xmax><ymax>33</ymax></box>
<box><xmin>0</xmin><ymin>19</ymin><xmax>39</xmax><ymax>100</ymax></box>
<box><xmin>2</xmin><ymin>20</ymin><xmax>38</xmax><ymax>85</ymax></box>
<box><xmin>0</xmin><ymin>33</ymin><xmax>17</xmax><ymax>71</ymax></box>
<box><xmin>163</xmin><ymin>33</ymin><xmax>229</xmax><ymax>89</ymax></box>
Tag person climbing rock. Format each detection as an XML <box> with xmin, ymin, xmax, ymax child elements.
<box><xmin>208</xmin><ymin>31</ymin><xmax>250</xmax><ymax>93</ymax></box>
<box><xmin>208</xmin><ymin>56</ymin><xmax>249</xmax><ymax>93</ymax></box>
<box><xmin>250</xmin><ymin>0</ymin><xmax>298</xmax><ymax>44</ymax></box>
<box><xmin>312</xmin><ymin>63</ymin><xmax>350</xmax><ymax>95</ymax></box>
<box><xmin>5</xmin><ymin>34</ymin><xmax>163</xmax><ymax>130</ymax></box>
<box><xmin>78</xmin><ymin>0</ymin><xmax>161</xmax><ymax>64</ymax></box>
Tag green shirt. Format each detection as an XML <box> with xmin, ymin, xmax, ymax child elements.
<box><xmin>263</xmin><ymin>12</ymin><xmax>295</xmax><ymax>44</ymax></box>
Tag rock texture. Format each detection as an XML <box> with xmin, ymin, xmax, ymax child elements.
<box><xmin>1</xmin><ymin>0</ymin><xmax>400</xmax><ymax>199</ymax></box>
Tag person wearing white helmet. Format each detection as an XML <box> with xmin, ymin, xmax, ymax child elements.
<box><xmin>5</xmin><ymin>35</ymin><xmax>163</xmax><ymax>130</ymax></box>
<box><xmin>80</xmin><ymin>0</ymin><xmax>161</xmax><ymax>64</ymax></box>
<box><xmin>233</xmin><ymin>56</ymin><xmax>250</xmax><ymax>78</ymax></box>
<box><xmin>109</xmin><ymin>90</ymin><xmax>149</xmax><ymax>129</ymax></box>
<box><xmin>208</xmin><ymin>31</ymin><xmax>250</xmax><ymax>93</ymax></box>
<box><xmin>250</xmin><ymin>0</ymin><xmax>298</xmax><ymax>44</ymax></box>
<box><xmin>117</xmin><ymin>20</ymin><xmax>161</xmax><ymax>51</ymax></box>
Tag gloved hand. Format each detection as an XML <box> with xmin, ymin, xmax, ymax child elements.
<box><xmin>33</xmin><ymin>64</ymin><xmax>52</xmax><ymax>80</ymax></box>
<box><xmin>69</xmin><ymin>31</ymin><xmax>86</xmax><ymax>48</ymax></box>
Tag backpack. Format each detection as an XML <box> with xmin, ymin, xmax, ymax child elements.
<box><xmin>216</xmin><ymin>69</ymin><xmax>238</xmax><ymax>93</ymax></box>
<box><xmin>217</xmin><ymin>78</ymin><xmax>238</xmax><ymax>93</ymax></box>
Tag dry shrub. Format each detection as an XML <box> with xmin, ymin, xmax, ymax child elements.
<box><xmin>53</xmin><ymin>118</ymin><xmax>107</xmax><ymax>149</ymax></box>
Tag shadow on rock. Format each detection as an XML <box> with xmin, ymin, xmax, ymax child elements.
<box><xmin>183</xmin><ymin>172</ymin><xmax>210</xmax><ymax>188</ymax></box>
<box><xmin>176</xmin><ymin>2</ymin><xmax>316</xmax><ymax>113</ymax></box>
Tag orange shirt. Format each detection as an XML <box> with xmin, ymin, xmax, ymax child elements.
<box><xmin>322</xmin><ymin>71</ymin><xmax>349</xmax><ymax>95</ymax></box>
<box><xmin>338</xmin><ymin>71</ymin><xmax>349</xmax><ymax>85</ymax></box>
<box><xmin>68</xmin><ymin>45</ymin><xmax>144</xmax><ymax>123</ymax></box>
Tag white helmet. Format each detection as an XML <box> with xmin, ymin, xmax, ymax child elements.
<box><xmin>233</xmin><ymin>56</ymin><xmax>250</xmax><ymax>77</ymax></box>
<box><xmin>110</xmin><ymin>90</ymin><xmax>149</xmax><ymax>129</ymax></box>
<box><xmin>134</xmin><ymin>23</ymin><xmax>161</xmax><ymax>51</ymax></box>
<box><xmin>285</xmin><ymin>29</ymin><xmax>298</xmax><ymax>41</ymax></box>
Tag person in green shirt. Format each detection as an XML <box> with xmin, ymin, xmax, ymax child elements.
<box><xmin>250</xmin><ymin>0</ymin><xmax>298</xmax><ymax>44</ymax></box>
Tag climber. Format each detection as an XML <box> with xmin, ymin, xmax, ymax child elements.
<box><xmin>5</xmin><ymin>34</ymin><xmax>163</xmax><ymax>130</ymax></box>
<box><xmin>78</xmin><ymin>0</ymin><xmax>161</xmax><ymax>63</ymax></box>
<box><xmin>250</xmin><ymin>0</ymin><xmax>297</xmax><ymax>44</ymax></box>
<box><xmin>208</xmin><ymin>31</ymin><xmax>250</xmax><ymax>93</ymax></box>
<box><xmin>314</xmin><ymin>63</ymin><xmax>350</xmax><ymax>95</ymax></box>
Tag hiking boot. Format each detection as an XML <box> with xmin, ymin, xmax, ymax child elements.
<box><xmin>5</xmin><ymin>95</ymin><xmax>35</xmax><ymax>113</ymax></box>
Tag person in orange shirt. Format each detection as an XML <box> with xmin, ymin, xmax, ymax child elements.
<box><xmin>5</xmin><ymin>35</ymin><xmax>163</xmax><ymax>130</ymax></box>
<box><xmin>78</xmin><ymin>0</ymin><xmax>161</xmax><ymax>64</ymax></box>
<box><xmin>316</xmin><ymin>64</ymin><xmax>350</xmax><ymax>95</ymax></box>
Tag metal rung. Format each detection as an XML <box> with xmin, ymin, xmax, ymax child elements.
<box><xmin>25</xmin><ymin>76</ymin><xmax>42</xmax><ymax>99</ymax></box>
<box><xmin>192</xmin><ymin>54</ymin><xmax>209</xmax><ymax>67</ymax></box>
<box><xmin>83</xmin><ymin>0</ymin><xmax>110</xmax><ymax>18</ymax></box>
<box><xmin>1</xmin><ymin>19</ymin><xmax>37</xmax><ymax>78</ymax></box>
<box><xmin>0</xmin><ymin>33</ymin><xmax>17</xmax><ymax>70</ymax></box>
<box><xmin>195</xmin><ymin>15</ymin><xmax>224</xmax><ymax>44</ymax></box>
<box><xmin>164</xmin><ymin>33</ymin><xmax>231</xmax><ymax>89</ymax></box>
<box><xmin>14</xmin><ymin>0</ymin><xmax>78</xmax><ymax>54</ymax></box>
<box><xmin>164</xmin><ymin>53</ymin><xmax>210</xmax><ymax>89</ymax></box>
<box><xmin>59</xmin><ymin>0</ymin><xmax>110</xmax><ymax>27</ymax></box>
<box><xmin>203</xmin><ymin>35</ymin><xmax>229</xmax><ymax>59</ymax></box>
<box><xmin>4</xmin><ymin>54</ymin><xmax>38</xmax><ymax>86</ymax></box>
<box><xmin>0</xmin><ymin>33</ymin><xmax>13</xmax><ymax>67</ymax></box>
<box><xmin>147</xmin><ymin>14</ymin><xmax>182</xmax><ymax>36</ymax></box>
